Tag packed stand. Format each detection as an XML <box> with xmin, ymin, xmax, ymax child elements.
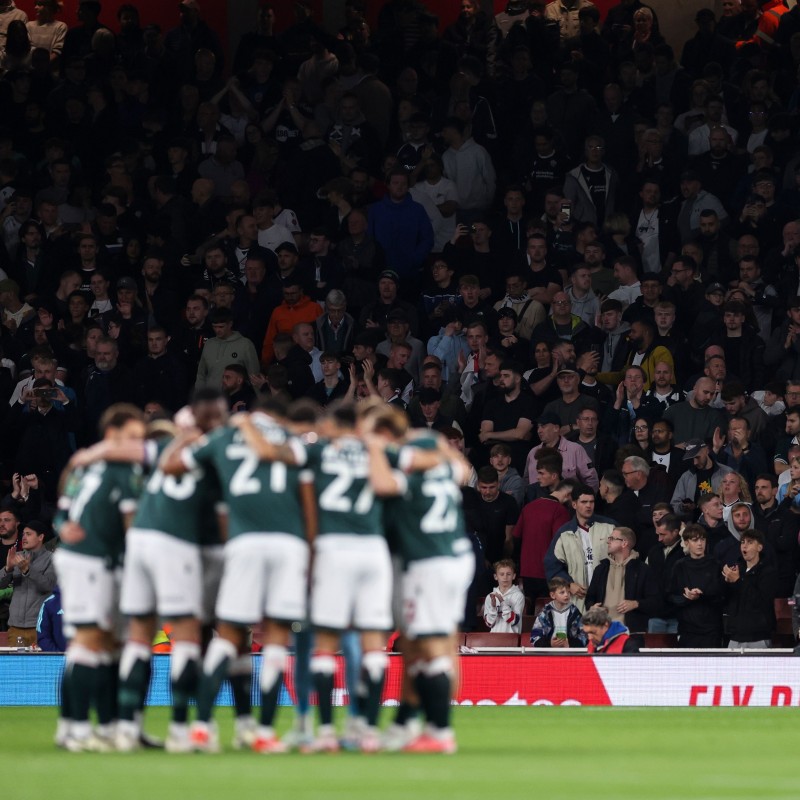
<box><xmin>2</xmin><ymin>0</ymin><xmax>800</xmax><ymax>679</ymax></box>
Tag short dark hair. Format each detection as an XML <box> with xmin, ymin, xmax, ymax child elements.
<box><xmin>754</xmin><ymin>473</ymin><xmax>777</xmax><ymax>488</ymax></box>
<box><xmin>570</xmin><ymin>483</ymin><xmax>594</xmax><ymax>501</ymax></box>
<box><xmin>477</xmin><ymin>465</ymin><xmax>499</xmax><ymax>484</ymax></box>
<box><xmin>655</xmin><ymin>513</ymin><xmax>681</xmax><ymax>532</ymax></box>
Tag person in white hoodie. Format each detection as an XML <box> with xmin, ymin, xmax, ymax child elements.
<box><xmin>441</xmin><ymin>117</ymin><xmax>496</xmax><ymax>219</ymax></box>
<box><xmin>483</xmin><ymin>559</ymin><xmax>525</xmax><ymax>633</ymax></box>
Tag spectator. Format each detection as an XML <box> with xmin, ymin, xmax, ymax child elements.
<box><xmin>662</xmin><ymin>377</ymin><xmax>725</xmax><ymax>446</ymax></box>
<box><xmin>671</xmin><ymin>438</ymin><xmax>734</xmax><ymax>518</ymax></box>
<box><xmin>722</xmin><ymin>528</ymin><xmax>777</xmax><ymax>650</ymax></box>
<box><xmin>482</xmin><ymin>559</ymin><xmax>525</xmax><ymax>633</ymax></box>
<box><xmin>196</xmin><ymin>307</ymin><xmax>259</xmax><ymax>389</ymax></box>
<box><xmin>464</xmin><ymin>466</ymin><xmax>519</xmax><ymax>587</ymax></box>
<box><xmin>670</xmin><ymin>524</ymin><xmax>725</xmax><ymax>648</ymax></box>
<box><xmin>585</xmin><ymin>525</ymin><xmax>653</xmax><ymax>632</ymax></box>
<box><xmin>525</xmin><ymin>410</ymin><xmax>598</xmax><ymax>489</ymax></box>
<box><xmin>544</xmin><ymin>484</ymin><xmax>614</xmax><ymax>611</ymax></box>
<box><xmin>367</xmin><ymin>169</ymin><xmax>433</xmax><ymax>289</ymax></box>
<box><xmin>489</xmin><ymin>443</ymin><xmax>525</xmax><ymax>508</ymax></box>
<box><xmin>643</xmin><ymin>513</ymin><xmax>686</xmax><ymax>635</ymax></box>
<box><xmin>260</xmin><ymin>280</ymin><xmax>323</xmax><ymax>365</ymax></box>
<box><xmin>529</xmin><ymin>576</ymin><xmax>587</xmax><ymax>648</ymax></box>
<box><xmin>581</xmin><ymin>605</ymin><xmax>640</xmax><ymax>653</ymax></box>
<box><xmin>0</xmin><ymin>520</ymin><xmax>55</xmax><ymax>647</ymax></box>
<box><xmin>36</xmin><ymin>585</ymin><xmax>66</xmax><ymax>652</ymax></box>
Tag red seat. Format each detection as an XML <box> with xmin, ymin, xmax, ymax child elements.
<box><xmin>643</xmin><ymin>633</ymin><xmax>678</xmax><ymax>648</ymax></box>
<box><xmin>464</xmin><ymin>632</ymin><xmax>520</xmax><ymax>648</ymax></box>
<box><xmin>775</xmin><ymin>598</ymin><xmax>793</xmax><ymax>635</ymax></box>
<box><xmin>0</xmin><ymin>631</ymin><xmax>7</xmax><ymax>647</ymax></box>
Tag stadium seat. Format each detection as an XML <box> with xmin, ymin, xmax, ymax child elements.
<box><xmin>521</xmin><ymin>614</ymin><xmax>537</xmax><ymax>636</ymax></box>
<box><xmin>534</xmin><ymin>597</ymin><xmax>550</xmax><ymax>616</ymax></box>
<box><xmin>0</xmin><ymin>631</ymin><xmax>6</xmax><ymax>647</ymax></box>
<box><xmin>464</xmin><ymin>632</ymin><xmax>520</xmax><ymax>648</ymax></box>
<box><xmin>643</xmin><ymin>633</ymin><xmax>678</xmax><ymax>648</ymax></box>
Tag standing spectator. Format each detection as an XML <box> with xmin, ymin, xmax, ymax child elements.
<box><xmin>670</xmin><ymin>439</ymin><xmax>734</xmax><ymax>518</ymax></box>
<box><xmin>0</xmin><ymin>520</ymin><xmax>55</xmax><ymax>647</ymax></box>
<box><xmin>196</xmin><ymin>307</ymin><xmax>259</xmax><ymax>389</ymax></box>
<box><xmin>260</xmin><ymin>281</ymin><xmax>323</xmax><ymax>365</ymax></box>
<box><xmin>26</xmin><ymin>0</ymin><xmax>66</xmax><ymax>62</ymax></box>
<box><xmin>512</xmin><ymin>479</ymin><xmax>573</xmax><ymax>600</ymax></box>
<box><xmin>722</xmin><ymin>528</ymin><xmax>777</xmax><ymax>650</ymax></box>
<box><xmin>642</xmin><ymin>513</ymin><xmax>686</xmax><ymax>634</ymax></box>
<box><xmin>663</xmin><ymin>377</ymin><xmax>725</xmax><ymax>446</ymax></box>
<box><xmin>544</xmin><ymin>484</ymin><xmax>614</xmax><ymax>611</ymax></box>
<box><xmin>477</xmin><ymin>360</ymin><xmax>537</xmax><ymax>472</ymax></box>
<box><xmin>670</xmin><ymin>524</ymin><xmax>725</xmax><ymax>648</ymax></box>
<box><xmin>367</xmin><ymin>169</ymin><xmax>433</xmax><ymax>290</ymax></box>
<box><xmin>36</xmin><ymin>585</ymin><xmax>66</xmax><ymax>652</ymax></box>
<box><xmin>441</xmin><ymin>117</ymin><xmax>496</xmax><ymax>221</ymax></box>
<box><xmin>585</xmin><ymin>526</ymin><xmax>653</xmax><ymax>632</ymax></box>
<box><xmin>463</xmin><ymin>466</ymin><xmax>519</xmax><ymax>591</ymax></box>
<box><xmin>563</xmin><ymin>135</ymin><xmax>620</xmax><ymax>227</ymax></box>
<box><xmin>526</xmin><ymin>410</ymin><xmax>598</xmax><ymax>489</ymax></box>
<box><xmin>132</xmin><ymin>326</ymin><xmax>189</xmax><ymax>412</ymax></box>
<box><xmin>482</xmin><ymin>559</ymin><xmax>525</xmax><ymax>633</ymax></box>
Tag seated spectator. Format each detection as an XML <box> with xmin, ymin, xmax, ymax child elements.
<box><xmin>620</xmin><ymin>455</ymin><xmax>672</xmax><ymax>555</ymax></box>
<box><xmin>585</xmin><ymin>526</ymin><xmax>653</xmax><ymax>633</ymax></box>
<box><xmin>530</xmin><ymin>577</ymin><xmax>587</xmax><ymax>648</ymax></box>
<box><xmin>482</xmin><ymin>559</ymin><xmax>525</xmax><ymax>634</ymax></box>
<box><xmin>670</xmin><ymin>524</ymin><xmax>725</xmax><ymax>649</ymax></box>
<box><xmin>0</xmin><ymin>520</ymin><xmax>55</xmax><ymax>647</ymax></box>
<box><xmin>581</xmin><ymin>605</ymin><xmax>640</xmax><ymax>653</ymax></box>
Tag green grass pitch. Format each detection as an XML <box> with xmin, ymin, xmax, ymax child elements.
<box><xmin>5</xmin><ymin>706</ymin><xmax>799</xmax><ymax>800</ymax></box>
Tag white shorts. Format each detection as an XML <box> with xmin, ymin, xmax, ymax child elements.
<box><xmin>200</xmin><ymin>545</ymin><xmax>224</xmax><ymax>625</ymax></box>
<box><xmin>311</xmin><ymin>534</ymin><xmax>393</xmax><ymax>632</ymax></box>
<box><xmin>54</xmin><ymin>548</ymin><xmax>121</xmax><ymax>633</ymax></box>
<box><xmin>215</xmin><ymin>533</ymin><xmax>309</xmax><ymax>625</ymax></box>
<box><xmin>401</xmin><ymin>553</ymin><xmax>474</xmax><ymax>640</ymax></box>
<box><xmin>120</xmin><ymin>529</ymin><xmax>203</xmax><ymax>619</ymax></box>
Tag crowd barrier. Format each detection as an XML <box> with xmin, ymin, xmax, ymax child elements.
<box><xmin>3</xmin><ymin>652</ymin><xmax>800</xmax><ymax>707</ymax></box>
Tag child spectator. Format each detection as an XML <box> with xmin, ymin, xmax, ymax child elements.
<box><xmin>483</xmin><ymin>559</ymin><xmax>525</xmax><ymax>633</ymax></box>
<box><xmin>669</xmin><ymin>524</ymin><xmax>724</xmax><ymax>648</ymax></box>
<box><xmin>530</xmin><ymin>577</ymin><xmax>587</xmax><ymax>648</ymax></box>
<box><xmin>722</xmin><ymin>528</ymin><xmax>777</xmax><ymax>650</ymax></box>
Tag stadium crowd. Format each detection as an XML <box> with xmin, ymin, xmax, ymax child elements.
<box><xmin>3</xmin><ymin>0</ymin><xmax>800</xmax><ymax>752</ymax></box>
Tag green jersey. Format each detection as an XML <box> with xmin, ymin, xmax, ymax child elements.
<box><xmin>56</xmin><ymin>461</ymin><xmax>144</xmax><ymax>567</ymax></box>
<box><xmin>133</xmin><ymin>439</ymin><xmax>223</xmax><ymax>546</ymax></box>
<box><xmin>386</xmin><ymin>440</ymin><xmax>467</xmax><ymax>566</ymax></box>
<box><xmin>185</xmin><ymin>417</ymin><xmax>307</xmax><ymax>540</ymax></box>
<box><xmin>303</xmin><ymin>435</ymin><xmax>383</xmax><ymax>537</ymax></box>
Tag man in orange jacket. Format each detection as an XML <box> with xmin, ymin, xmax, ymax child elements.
<box><xmin>260</xmin><ymin>280</ymin><xmax>323</xmax><ymax>364</ymax></box>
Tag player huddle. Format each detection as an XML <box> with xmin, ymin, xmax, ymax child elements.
<box><xmin>53</xmin><ymin>394</ymin><xmax>472</xmax><ymax>755</ymax></box>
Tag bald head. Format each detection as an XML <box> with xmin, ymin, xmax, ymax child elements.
<box><xmin>692</xmin><ymin>377</ymin><xmax>715</xmax><ymax>408</ymax></box>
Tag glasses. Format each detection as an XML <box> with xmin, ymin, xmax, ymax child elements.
<box><xmin>633</xmin><ymin>426</ymin><xmax>648</xmax><ymax>432</ymax></box>
<box><xmin>607</xmin><ymin>536</ymin><xmax>625</xmax><ymax>542</ymax></box>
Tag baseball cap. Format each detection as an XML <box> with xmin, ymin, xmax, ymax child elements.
<box><xmin>537</xmin><ymin>411</ymin><xmax>562</xmax><ymax>427</ymax></box>
<box><xmin>557</xmin><ymin>364</ymin><xmax>579</xmax><ymax>376</ymax></box>
<box><xmin>682</xmin><ymin>439</ymin><xmax>708</xmax><ymax>460</ymax></box>
<box><xmin>705</xmin><ymin>282</ymin><xmax>725</xmax><ymax>296</ymax></box>
<box><xmin>116</xmin><ymin>276</ymin><xmax>137</xmax><ymax>291</ymax></box>
<box><xmin>379</xmin><ymin>269</ymin><xmax>399</xmax><ymax>284</ymax></box>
